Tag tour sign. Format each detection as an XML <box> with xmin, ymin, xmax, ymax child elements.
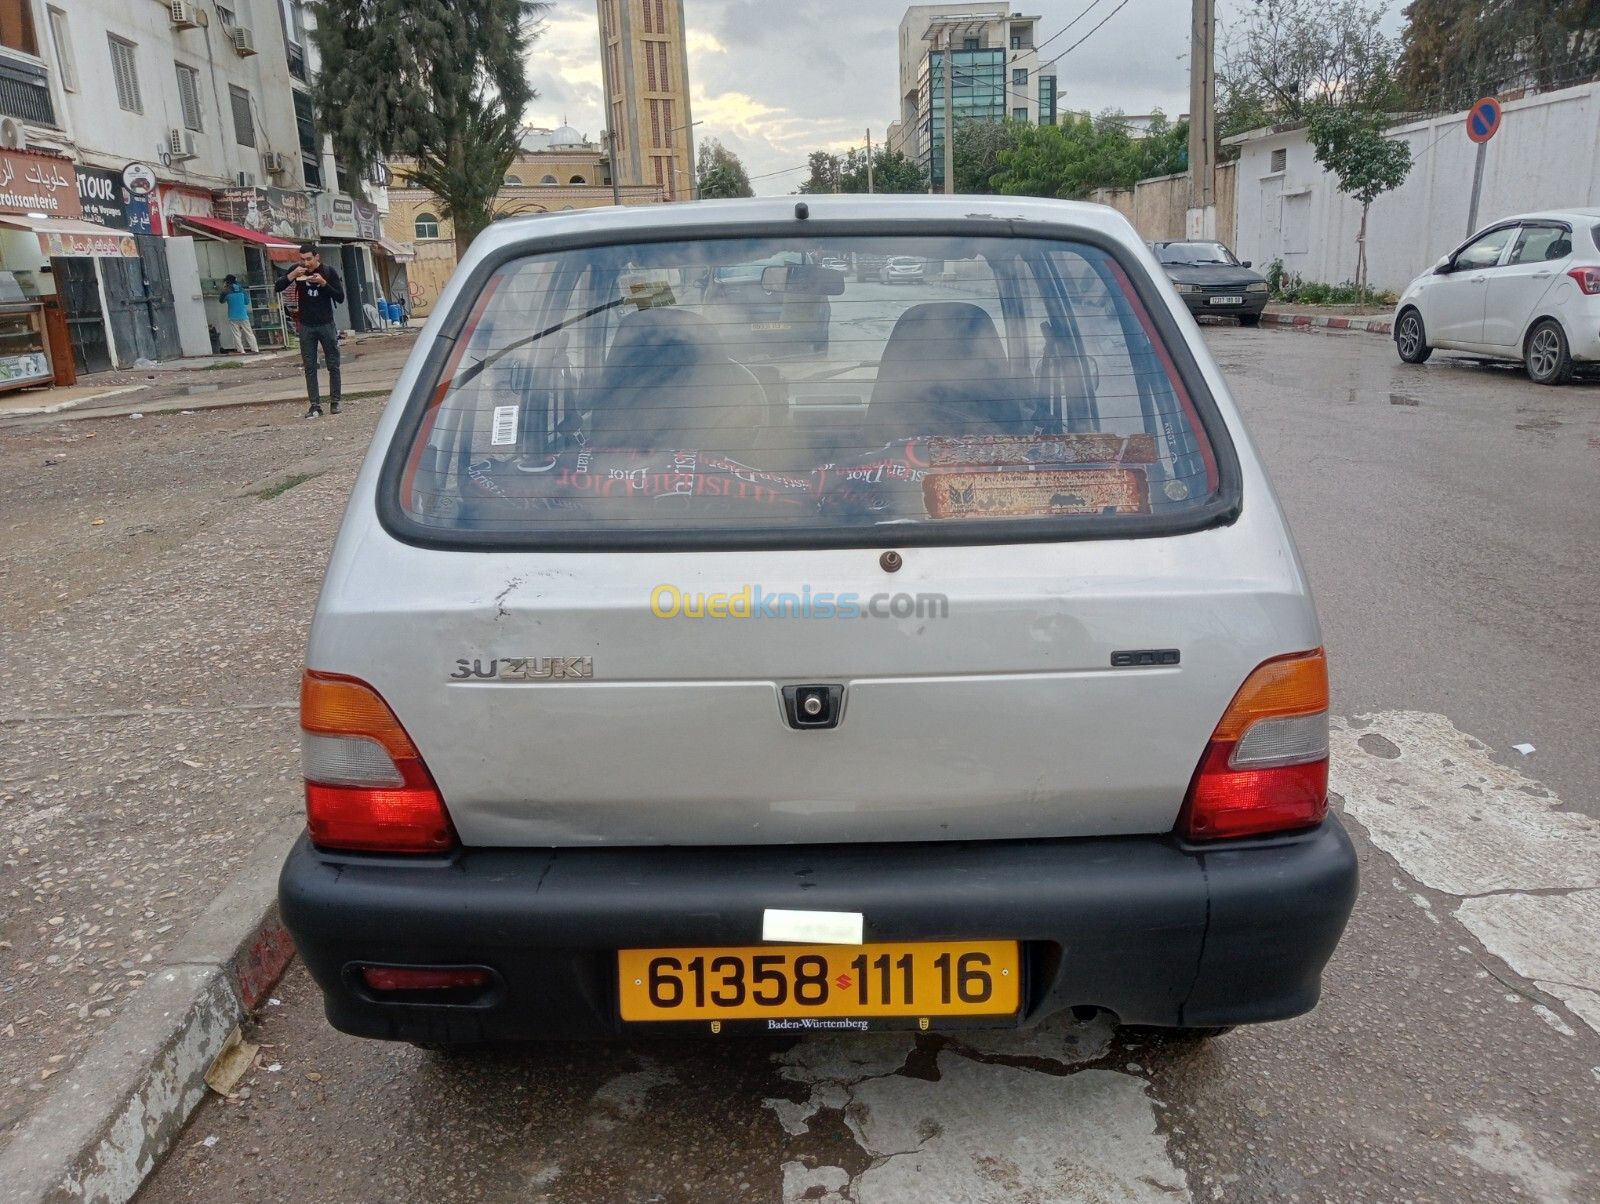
<box><xmin>1467</xmin><ymin>98</ymin><xmax>1502</xmax><ymax>144</ymax></box>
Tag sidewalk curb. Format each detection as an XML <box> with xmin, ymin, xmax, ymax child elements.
<box><xmin>1260</xmin><ymin>311</ymin><xmax>1394</xmax><ymax>337</ymax></box>
<box><xmin>0</xmin><ymin>816</ymin><xmax>303</xmax><ymax>1204</ymax></box>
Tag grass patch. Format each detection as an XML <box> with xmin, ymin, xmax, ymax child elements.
<box><xmin>203</xmin><ymin>361</ymin><xmax>245</xmax><ymax>370</ymax></box>
<box><xmin>254</xmin><ymin>471</ymin><xmax>321</xmax><ymax>500</ymax></box>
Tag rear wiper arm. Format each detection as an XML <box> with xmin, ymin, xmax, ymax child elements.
<box><xmin>441</xmin><ymin>296</ymin><xmax>631</xmax><ymax>394</ymax></box>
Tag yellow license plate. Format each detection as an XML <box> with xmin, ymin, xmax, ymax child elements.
<box><xmin>617</xmin><ymin>941</ymin><xmax>1019</xmax><ymax>1022</ymax></box>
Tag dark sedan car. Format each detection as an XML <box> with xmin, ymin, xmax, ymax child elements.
<box><xmin>1149</xmin><ymin>240</ymin><xmax>1270</xmax><ymax>326</ymax></box>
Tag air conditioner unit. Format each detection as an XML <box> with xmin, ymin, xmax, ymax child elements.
<box><xmin>168</xmin><ymin>128</ymin><xmax>197</xmax><ymax>161</ymax></box>
<box><xmin>0</xmin><ymin>117</ymin><xmax>23</xmax><ymax>150</ymax></box>
<box><xmin>231</xmin><ymin>27</ymin><xmax>257</xmax><ymax>56</ymax></box>
<box><xmin>170</xmin><ymin>1</ymin><xmax>200</xmax><ymax>29</ymax></box>
<box><xmin>262</xmin><ymin>151</ymin><xmax>289</xmax><ymax>175</ymax></box>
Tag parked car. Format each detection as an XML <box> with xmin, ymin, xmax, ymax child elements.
<box><xmin>878</xmin><ymin>255</ymin><xmax>925</xmax><ymax>284</ymax></box>
<box><xmin>280</xmin><ymin>195</ymin><xmax>1357</xmax><ymax>1047</ymax></box>
<box><xmin>820</xmin><ymin>257</ymin><xmax>849</xmax><ymax>273</ymax></box>
<box><xmin>1148</xmin><ymin>240</ymin><xmax>1270</xmax><ymax>325</ymax></box>
<box><xmin>1394</xmin><ymin>208</ymin><xmax>1600</xmax><ymax>385</ymax></box>
<box><xmin>701</xmin><ymin>249</ymin><xmax>834</xmax><ymax>356</ymax></box>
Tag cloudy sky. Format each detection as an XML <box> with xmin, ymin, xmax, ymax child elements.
<box><xmin>523</xmin><ymin>0</ymin><xmax>1405</xmax><ymax>195</ymax></box>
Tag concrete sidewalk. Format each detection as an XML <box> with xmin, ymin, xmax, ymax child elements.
<box><xmin>0</xmin><ymin>330</ymin><xmax>418</xmax><ymax>426</ymax></box>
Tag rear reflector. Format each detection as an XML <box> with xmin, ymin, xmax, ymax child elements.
<box><xmin>301</xmin><ymin>671</ymin><xmax>457</xmax><ymax>853</ymax></box>
<box><xmin>1179</xmin><ymin>649</ymin><xmax>1329</xmax><ymax>840</ymax></box>
<box><xmin>362</xmin><ymin>966</ymin><xmax>489</xmax><ymax>992</ymax></box>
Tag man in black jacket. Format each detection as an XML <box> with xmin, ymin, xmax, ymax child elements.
<box><xmin>275</xmin><ymin>244</ymin><xmax>346</xmax><ymax>418</ymax></box>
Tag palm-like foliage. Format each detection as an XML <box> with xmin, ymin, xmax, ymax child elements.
<box><xmin>308</xmin><ymin>0</ymin><xmax>548</xmax><ymax>256</ymax></box>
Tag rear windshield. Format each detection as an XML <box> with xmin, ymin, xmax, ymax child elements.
<box><xmin>393</xmin><ymin>235</ymin><xmax>1223</xmax><ymax>543</ymax></box>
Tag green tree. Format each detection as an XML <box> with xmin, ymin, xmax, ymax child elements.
<box><xmin>952</xmin><ymin>120</ymin><xmax>1024</xmax><ymax>194</ymax></box>
<box><xmin>695</xmin><ymin>139</ymin><xmax>753</xmax><ymax>198</ymax></box>
<box><xmin>308</xmin><ymin>0</ymin><xmax>548</xmax><ymax>258</ymax></box>
<box><xmin>1397</xmin><ymin>1</ymin><xmax>1600</xmax><ymax>109</ymax></box>
<box><xmin>1219</xmin><ymin>0</ymin><xmax>1404</xmax><ymax>126</ymax></box>
<box><xmin>989</xmin><ymin>112</ymin><xmax>1189</xmax><ymax>199</ymax></box>
<box><xmin>797</xmin><ymin>148</ymin><xmax>928</xmax><ymax>195</ymax></box>
<box><xmin>1305</xmin><ymin>106</ymin><xmax>1413</xmax><ymax>298</ymax></box>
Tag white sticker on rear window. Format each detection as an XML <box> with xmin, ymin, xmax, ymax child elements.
<box><xmin>491</xmin><ymin>405</ymin><xmax>519</xmax><ymax>446</ymax></box>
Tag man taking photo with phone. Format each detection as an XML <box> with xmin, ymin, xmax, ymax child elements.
<box><xmin>276</xmin><ymin>244</ymin><xmax>346</xmax><ymax>418</ymax></box>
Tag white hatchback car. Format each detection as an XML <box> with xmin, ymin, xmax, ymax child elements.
<box><xmin>279</xmin><ymin>196</ymin><xmax>1357</xmax><ymax>1046</ymax></box>
<box><xmin>1394</xmin><ymin>208</ymin><xmax>1600</xmax><ymax>384</ymax></box>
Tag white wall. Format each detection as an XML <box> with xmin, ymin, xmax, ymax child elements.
<box><xmin>1231</xmin><ymin>82</ymin><xmax>1600</xmax><ymax>293</ymax></box>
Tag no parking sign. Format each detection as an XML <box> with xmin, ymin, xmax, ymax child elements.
<box><xmin>1467</xmin><ymin>98</ymin><xmax>1502</xmax><ymax>144</ymax></box>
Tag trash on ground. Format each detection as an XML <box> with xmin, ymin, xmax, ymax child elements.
<box><xmin>203</xmin><ymin>1025</ymin><xmax>259</xmax><ymax>1097</ymax></box>
<box><xmin>1512</xmin><ymin>743</ymin><xmax>1536</xmax><ymax>756</ymax></box>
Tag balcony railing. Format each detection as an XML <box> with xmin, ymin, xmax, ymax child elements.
<box><xmin>0</xmin><ymin>53</ymin><xmax>55</xmax><ymax>126</ymax></box>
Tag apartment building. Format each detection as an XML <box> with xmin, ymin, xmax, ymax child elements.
<box><xmin>887</xmin><ymin>5</ymin><xmax>1059</xmax><ymax>191</ymax></box>
<box><xmin>0</xmin><ymin>0</ymin><xmax>396</xmax><ymax>379</ymax></box>
<box><xmin>596</xmin><ymin>0</ymin><xmax>696</xmax><ymax>201</ymax></box>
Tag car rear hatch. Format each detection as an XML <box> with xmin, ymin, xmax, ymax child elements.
<box><xmin>311</xmin><ymin>218</ymin><xmax>1316</xmax><ymax>848</ymax></box>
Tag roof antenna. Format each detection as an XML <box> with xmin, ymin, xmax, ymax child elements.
<box><xmin>795</xmin><ymin>201</ymin><xmax>809</xmax><ymax>220</ymax></box>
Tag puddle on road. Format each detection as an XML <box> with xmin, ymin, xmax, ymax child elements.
<box><xmin>767</xmin><ymin>1014</ymin><xmax>1192</xmax><ymax>1203</ymax></box>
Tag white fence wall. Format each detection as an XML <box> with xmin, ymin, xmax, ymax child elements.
<box><xmin>1232</xmin><ymin>83</ymin><xmax>1600</xmax><ymax>293</ymax></box>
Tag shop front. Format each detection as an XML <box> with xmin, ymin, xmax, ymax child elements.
<box><xmin>313</xmin><ymin>193</ymin><xmax>387</xmax><ymax>332</ymax></box>
<box><xmin>0</xmin><ymin>148</ymin><xmax>142</xmax><ymax>382</ymax></box>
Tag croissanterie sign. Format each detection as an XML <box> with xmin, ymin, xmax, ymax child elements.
<box><xmin>0</xmin><ymin>149</ymin><xmax>80</xmax><ymax>218</ymax></box>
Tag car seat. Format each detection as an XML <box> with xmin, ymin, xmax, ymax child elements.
<box><xmin>864</xmin><ymin>302</ymin><xmax>1025</xmax><ymax>447</ymax></box>
<box><xmin>587</xmin><ymin>308</ymin><xmax>772</xmax><ymax>453</ymax></box>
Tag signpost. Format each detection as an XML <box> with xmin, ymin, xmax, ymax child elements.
<box><xmin>1465</xmin><ymin>97</ymin><xmax>1502</xmax><ymax>238</ymax></box>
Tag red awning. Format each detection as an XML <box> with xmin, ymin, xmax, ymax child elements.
<box><xmin>173</xmin><ymin>216</ymin><xmax>303</xmax><ymax>261</ymax></box>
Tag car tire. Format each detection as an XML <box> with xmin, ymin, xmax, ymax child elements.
<box><xmin>1238</xmin><ymin>313</ymin><xmax>1261</xmax><ymax>328</ymax></box>
<box><xmin>1525</xmin><ymin>318</ymin><xmax>1575</xmax><ymax>385</ymax></box>
<box><xmin>1395</xmin><ymin>309</ymin><xmax>1433</xmax><ymax>364</ymax></box>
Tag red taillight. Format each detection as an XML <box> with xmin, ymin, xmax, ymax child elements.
<box><xmin>300</xmin><ymin>671</ymin><xmax>457</xmax><ymax>853</ymax></box>
<box><xmin>361</xmin><ymin>966</ymin><xmax>489</xmax><ymax>991</ymax></box>
<box><xmin>1178</xmin><ymin>649</ymin><xmax>1329</xmax><ymax>840</ymax></box>
<box><xmin>1567</xmin><ymin>267</ymin><xmax>1600</xmax><ymax>295</ymax></box>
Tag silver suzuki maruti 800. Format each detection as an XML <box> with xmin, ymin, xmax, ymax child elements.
<box><xmin>280</xmin><ymin>196</ymin><xmax>1358</xmax><ymax>1044</ymax></box>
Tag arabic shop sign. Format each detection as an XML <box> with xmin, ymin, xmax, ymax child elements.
<box><xmin>75</xmin><ymin>165</ymin><xmax>154</xmax><ymax>234</ymax></box>
<box><xmin>0</xmin><ymin>149</ymin><xmax>80</xmax><ymax>218</ymax></box>
<box><xmin>315</xmin><ymin>193</ymin><xmax>383</xmax><ymax>240</ymax></box>
<box><xmin>211</xmin><ymin>186</ymin><xmax>314</xmax><ymax>241</ymax></box>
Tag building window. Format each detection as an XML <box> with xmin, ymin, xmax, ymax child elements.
<box><xmin>654</xmin><ymin>42</ymin><xmax>669</xmax><ymax>90</ymax></box>
<box><xmin>569</xmin><ymin>174</ymin><xmax>585</xmax><ymax>184</ymax></box>
<box><xmin>47</xmin><ymin>7</ymin><xmax>74</xmax><ymax>91</ymax></box>
<box><xmin>0</xmin><ymin>0</ymin><xmax>40</xmax><ymax>55</ymax></box>
<box><xmin>1012</xmin><ymin>107</ymin><xmax>1027</xmax><ymax>123</ymax></box>
<box><xmin>216</xmin><ymin>5</ymin><xmax>236</xmax><ymax>25</ymax></box>
<box><xmin>1012</xmin><ymin>68</ymin><xmax>1027</xmax><ymax>87</ymax></box>
<box><xmin>963</xmin><ymin>37</ymin><xmax>979</xmax><ymax>50</ymax></box>
<box><xmin>107</xmin><ymin>35</ymin><xmax>141</xmax><ymax>114</ymax></box>
<box><xmin>1038</xmin><ymin>74</ymin><xmax>1056</xmax><ymax>126</ymax></box>
<box><xmin>230</xmin><ymin>85</ymin><xmax>255</xmax><ymax>146</ymax></box>
<box><xmin>1270</xmin><ymin>147</ymin><xmax>1287</xmax><ymax>173</ymax></box>
<box><xmin>504</xmin><ymin>174</ymin><xmax>522</xmax><ymax>186</ymax></box>
<box><xmin>293</xmin><ymin>89</ymin><xmax>321</xmax><ymax>188</ymax></box>
<box><xmin>650</xmin><ymin>98</ymin><xmax>662</xmax><ymax>147</ymax></box>
<box><xmin>653</xmin><ymin>0</ymin><xmax>666</xmax><ymax>33</ymax></box>
<box><xmin>540</xmin><ymin>174</ymin><xmax>557</xmax><ymax>185</ymax></box>
<box><xmin>645</xmin><ymin>40</ymin><xmax>657</xmax><ymax>90</ymax></box>
<box><xmin>175</xmin><ymin>63</ymin><xmax>203</xmax><ymax>131</ymax></box>
<box><xmin>641</xmin><ymin>0</ymin><xmax>653</xmax><ymax>33</ymax></box>
<box><xmin>414</xmin><ymin>212</ymin><xmax>439</xmax><ymax>240</ymax></box>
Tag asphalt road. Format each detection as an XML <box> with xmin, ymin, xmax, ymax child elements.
<box><xmin>118</xmin><ymin>325</ymin><xmax>1600</xmax><ymax>1203</ymax></box>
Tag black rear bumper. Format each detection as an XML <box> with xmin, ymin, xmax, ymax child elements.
<box><xmin>278</xmin><ymin>817</ymin><xmax>1358</xmax><ymax>1042</ymax></box>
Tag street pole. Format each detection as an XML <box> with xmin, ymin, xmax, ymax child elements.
<box><xmin>666</xmin><ymin>119</ymin><xmax>703</xmax><ymax>204</ymax></box>
<box><xmin>1466</xmin><ymin>140</ymin><xmax>1488</xmax><ymax>237</ymax></box>
<box><xmin>1187</xmin><ymin>0</ymin><xmax>1216</xmax><ymax>238</ymax></box>
<box><xmin>943</xmin><ymin>31</ymin><xmax>956</xmax><ymax>195</ymax></box>
<box><xmin>867</xmin><ymin>128</ymin><xmax>874</xmax><ymax>194</ymax></box>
